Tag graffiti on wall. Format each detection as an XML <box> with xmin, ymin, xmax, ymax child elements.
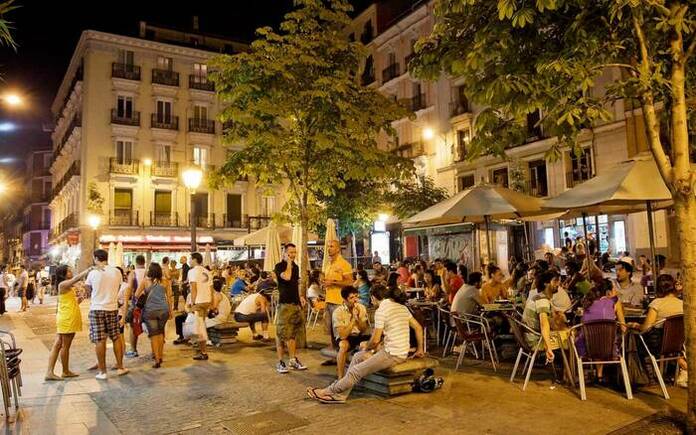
<box><xmin>428</xmin><ymin>232</ymin><xmax>474</xmax><ymax>271</ymax></box>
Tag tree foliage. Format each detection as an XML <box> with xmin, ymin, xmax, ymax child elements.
<box><xmin>317</xmin><ymin>178</ymin><xmax>384</xmax><ymax>239</ymax></box>
<box><xmin>0</xmin><ymin>0</ymin><xmax>17</xmax><ymax>50</ymax></box>
<box><xmin>386</xmin><ymin>175</ymin><xmax>449</xmax><ymax>220</ymax></box>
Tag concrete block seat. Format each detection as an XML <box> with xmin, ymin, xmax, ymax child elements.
<box><xmin>319</xmin><ymin>347</ymin><xmax>439</xmax><ymax>396</ymax></box>
<box><xmin>207</xmin><ymin>320</ymin><xmax>249</xmax><ymax>347</ymax></box>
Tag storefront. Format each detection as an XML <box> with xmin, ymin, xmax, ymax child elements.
<box><xmin>531</xmin><ymin>214</ymin><xmax>629</xmax><ymax>255</ymax></box>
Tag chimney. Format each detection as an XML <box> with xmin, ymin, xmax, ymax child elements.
<box><xmin>193</xmin><ymin>16</ymin><xmax>199</xmax><ymax>31</ymax></box>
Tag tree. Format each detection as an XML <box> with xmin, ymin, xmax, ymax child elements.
<box><xmin>210</xmin><ymin>0</ymin><xmax>412</xmax><ymax>287</ymax></box>
<box><xmin>412</xmin><ymin>0</ymin><xmax>696</xmax><ymax>425</ymax></box>
<box><xmin>386</xmin><ymin>175</ymin><xmax>449</xmax><ymax>220</ymax></box>
<box><xmin>0</xmin><ymin>0</ymin><xmax>17</xmax><ymax>49</ymax></box>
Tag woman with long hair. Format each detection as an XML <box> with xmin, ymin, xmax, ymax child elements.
<box><xmin>136</xmin><ymin>263</ymin><xmax>172</xmax><ymax>368</ymax></box>
<box><xmin>354</xmin><ymin>269</ymin><xmax>371</xmax><ymax>307</ymax></box>
<box><xmin>45</xmin><ymin>264</ymin><xmax>93</xmax><ymax>381</ymax></box>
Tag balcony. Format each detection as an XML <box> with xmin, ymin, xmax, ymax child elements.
<box><xmin>52</xmin><ymin>160</ymin><xmax>81</xmax><ymax>198</ymax></box>
<box><xmin>152</xmin><ymin>69</ymin><xmax>179</xmax><ymax>87</ymax></box>
<box><xmin>109</xmin><ymin>158</ymin><xmax>139</xmax><ymax>175</ymax></box>
<box><xmin>112</xmin><ymin>63</ymin><xmax>141</xmax><ymax>81</ymax></box>
<box><xmin>53</xmin><ymin>113</ymin><xmax>82</xmax><ymax>162</ymax></box>
<box><xmin>515</xmin><ymin>180</ymin><xmax>549</xmax><ymax>198</ymax></box>
<box><xmin>50</xmin><ymin>212</ymin><xmax>79</xmax><ymax>240</ymax></box>
<box><xmin>404</xmin><ymin>52</ymin><xmax>415</xmax><ymax>69</ymax></box>
<box><xmin>189</xmin><ymin>75</ymin><xmax>214</xmax><ymax>91</ymax></box>
<box><xmin>409</xmin><ymin>93</ymin><xmax>427</xmax><ymax>111</ymax></box>
<box><xmin>566</xmin><ymin>170</ymin><xmax>595</xmax><ymax>189</ymax></box>
<box><xmin>109</xmin><ymin>210</ymin><xmax>140</xmax><ymax>227</ymax></box>
<box><xmin>150</xmin><ymin>161</ymin><xmax>179</xmax><ymax>178</ymax></box>
<box><xmin>110</xmin><ymin>109</ymin><xmax>141</xmax><ymax>126</ymax></box>
<box><xmin>151</xmin><ymin>114</ymin><xmax>179</xmax><ymax>130</ymax></box>
<box><xmin>248</xmin><ymin>215</ymin><xmax>272</xmax><ymax>231</ymax></box>
<box><xmin>189</xmin><ymin>214</ymin><xmax>215</xmax><ymax>229</ymax></box>
<box><xmin>150</xmin><ymin>212</ymin><xmax>179</xmax><ymax>227</ymax></box>
<box><xmin>222</xmin><ymin>214</ymin><xmax>244</xmax><ymax>229</ymax></box>
<box><xmin>450</xmin><ymin>100</ymin><xmax>471</xmax><ymax>118</ymax></box>
<box><xmin>188</xmin><ymin>118</ymin><xmax>215</xmax><ymax>134</ymax></box>
<box><xmin>391</xmin><ymin>141</ymin><xmax>425</xmax><ymax>159</ymax></box>
<box><xmin>382</xmin><ymin>63</ymin><xmax>400</xmax><ymax>83</ymax></box>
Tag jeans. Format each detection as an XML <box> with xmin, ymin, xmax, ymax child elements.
<box><xmin>0</xmin><ymin>288</ymin><xmax>5</xmax><ymax>314</ymax></box>
<box><xmin>326</xmin><ymin>350</ymin><xmax>405</xmax><ymax>400</ymax></box>
<box><xmin>175</xmin><ymin>313</ymin><xmax>187</xmax><ymax>338</ymax></box>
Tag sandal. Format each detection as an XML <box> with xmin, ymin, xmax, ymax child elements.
<box><xmin>317</xmin><ymin>394</ymin><xmax>346</xmax><ymax>404</ymax></box>
<box><xmin>306</xmin><ymin>387</ymin><xmax>319</xmax><ymax>399</ymax></box>
<box><xmin>62</xmin><ymin>372</ymin><xmax>79</xmax><ymax>378</ymax></box>
<box><xmin>44</xmin><ymin>374</ymin><xmax>62</xmax><ymax>382</ymax></box>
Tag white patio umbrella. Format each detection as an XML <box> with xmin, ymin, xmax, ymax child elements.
<box><xmin>107</xmin><ymin>242</ymin><xmax>116</xmax><ymax>266</ymax></box>
<box><xmin>115</xmin><ymin>242</ymin><xmax>124</xmax><ymax>267</ymax></box>
<box><xmin>322</xmin><ymin>218</ymin><xmax>339</xmax><ymax>274</ymax></box>
<box><xmin>203</xmin><ymin>244</ymin><xmax>212</xmax><ymax>267</ymax></box>
<box><xmin>263</xmin><ymin>222</ymin><xmax>282</xmax><ymax>272</ymax></box>
<box><xmin>545</xmin><ymin>154</ymin><xmax>673</xmax><ymax>275</ymax></box>
<box><xmin>233</xmin><ymin>224</ymin><xmax>318</xmax><ymax>247</ymax></box>
<box><xmin>292</xmin><ymin>224</ymin><xmax>308</xmax><ymax>275</ymax></box>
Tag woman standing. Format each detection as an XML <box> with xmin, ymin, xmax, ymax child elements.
<box><xmin>137</xmin><ymin>263</ymin><xmax>172</xmax><ymax>368</ymax></box>
<box><xmin>45</xmin><ymin>265</ymin><xmax>92</xmax><ymax>381</ymax></box>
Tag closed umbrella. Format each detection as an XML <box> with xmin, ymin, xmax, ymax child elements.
<box><xmin>545</xmin><ymin>154</ymin><xmax>673</xmax><ymax>276</ymax></box>
<box><xmin>115</xmin><ymin>242</ymin><xmax>124</xmax><ymax>267</ymax></box>
<box><xmin>263</xmin><ymin>222</ymin><xmax>282</xmax><ymax>272</ymax></box>
<box><xmin>107</xmin><ymin>242</ymin><xmax>116</xmax><ymax>266</ymax></box>
<box><xmin>203</xmin><ymin>244</ymin><xmax>212</xmax><ymax>267</ymax></box>
<box><xmin>322</xmin><ymin>218</ymin><xmax>339</xmax><ymax>274</ymax></box>
<box><xmin>292</xmin><ymin>224</ymin><xmax>310</xmax><ymax>275</ymax></box>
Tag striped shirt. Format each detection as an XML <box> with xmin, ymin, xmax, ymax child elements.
<box><xmin>374</xmin><ymin>299</ymin><xmax>412</xmax><ymax>358</ymax></box>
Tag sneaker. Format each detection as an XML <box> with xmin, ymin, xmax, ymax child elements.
<box><xmin>289</xmin><ymin>357</ymin><xmax>307</xmax><ymax>371</ymax></box>
<box><xmin>193</xmin><ymin>353</ymin><xmax>209</xmax><ymax>361</ymax></box>
<box><xmin>116</xmin><ymin>368</ymin><xmax>129</xmax><ymax>376</ymax></box>
<box><xmin>95</xmin><ymin>372</ymin><xmax>107</xmax><ymax>381</ymax></box>
<box><xmin>125</xmin><ymin>351</ymin><xmax>138</xmax><ymax>358</ymax></box>
<box><xmin>173</xmin><ymin>338</ymin><xmax>188</xmax><ymax>345</ymax></box>
<box><xmin>677</xmin><ymin>370</ymin><xmax>688</xmax><ymax>388</ymax></box>
<box><xmin>276</xmin><ymin>360</ymin><xmax>289</xmax><ymax>374</ymax></box>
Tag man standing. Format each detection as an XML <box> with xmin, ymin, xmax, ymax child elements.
<box><xmin>17</xmin><ymin>264</ymin><xmax>29</xmax><ymax>312</ymax></box>
<box><xmin>169</xmin><ymin>259</ymin><xmax>180</xmax><ymax>310</ymax></box>
<box><xmin>188</xmin><ymin>252</ymin><xmax>213</xmax><ymax>361</ymax></box>
<box><xmin>85</xmin><ymin>249</ymin><xmax>128</xmax><ymax>380</ymax></box>
<box><xmin>274</xmin><ymin>243</ymin><xmax>308</xmax><ymax>374</ymax></box>
<box><xmin>180</xmin><ymin>255</ymin><xmax>190</xmax><ymax>302</ymax></box>
<box><xmin>332</xmin><ymin>286</ymin><xmax>370</xmax><ymax>378</ymax></box>
<box><xmin>372</xmin><ymin>251</ymin><xmax>382</xmax><ymax>265</ymax></box>
<box><xmin>122</xmin><ymin>255</ymin><xmax>146</xmax><ymax>358</ymax></box>
<box><xmin>323</xmin><ymin>240</ymin><xmax>353</xmax><ymax>354</ymax></box>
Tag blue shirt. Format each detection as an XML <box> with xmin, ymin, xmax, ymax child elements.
<box><xmin>230</xmin><ymin>278</ymin><xmax>247</xmax><ymax>296</ymax></box>
<box><xmin>358</xmin><ymin>283</ymin><xmax>371</xmax><ymax>307</ymax></box>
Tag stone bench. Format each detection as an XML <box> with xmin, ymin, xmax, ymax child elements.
<box><xmin>320</xmin><ymin>347</ymin><xmax>439</xmax><ymax>396</ymax></box>
<box><xmin>207</xmin><ymin>320</ymin><xmax>250</xmax><ymax>347</ymax></box>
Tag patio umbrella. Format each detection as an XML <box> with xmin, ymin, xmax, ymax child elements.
<box><xmin>233</xmin><ymin>225</ymin><xmax>319</xmax><ymax>247</ymax></box>
<box><xmin>115</xmin><ymin>242</ymin><xmax>124</xmax><ymax>267</ymax></box>
<box><xmin>404</xmin><ymin>183</ymin><xmax>551</xmax><ymax>259</ymax></box>
<box><xmin>322</xmin><ymin>218</ymin><xmax>339</xmax><ymax>274</ymax></box>
<box><xmin>545</xmin><ymin>154</ymin><xmax>673</xmax><ymax>276</ymax></box>
<box><xmin>107</xmin><ymin>242</ymin><xmax>116</xmax><ymax>266</ymax></box>
<box><xmin>292</xmin><ymin>224</ymin><xmax>311</xmax><ymax>276</ymax></box>
<box><xmin>203</xmin><ymin>244</ymin><xmax>212</xmax><ymax>267</ymax></box>
<box><xmin>263</xmin><ymin>222</ymin><xmax>282</xmax><ymax>272</ymax></box>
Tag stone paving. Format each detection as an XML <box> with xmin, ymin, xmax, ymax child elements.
<box><xmin>0</xmin><ymin>296</ymin><xmax>688</xmax><ymax>434</ymax></box>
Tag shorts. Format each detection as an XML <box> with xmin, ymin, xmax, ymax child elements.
<box><xmin>17</xmin><ymin>288</ymin><xmax>24</xmax><ymax>298</ymax></box>
<box><xmin>337</xmin><ymin>334</ymin><xmax>371</xmax><ymax>350</ymax></box>
<box><xmin>275</xmin><ymin>303</ymin><xmax>303</xmax><ymax>341</ymax></box>
<box><xmin>193</xmin><ymin>303</ymin><xmax>210</xmax><ymax>318</ymax></box>
<box><xmin>325</xmin><ymin>302</ymin><xmax>340</xmax><ymax>335</ymax></box>
<box><xmin>89</xmin><ymin>310</ymin><xmax>121</xmax><ymax>343</ymax></box>
<box><xmin>234</xmin><ymin>311</ymin><xmax>269</xmax><ymax>324</ymax></box>
<box><xmin>143</xmin><ymin>310</ymin><xmax>169</xmax><ymax>337</ymax></box>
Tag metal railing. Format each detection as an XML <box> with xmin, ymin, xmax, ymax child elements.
<box><xmin>110</xmin><ymin>209</ymin><xmax>140</xmax><ymax>226</ymax></box>
<box><xmin>52</xmin><ymin>160</ymin><xmax>80</xmax><ymax>198</ymax></box>
<box><xmin>112</xmin><ymin>63</ymin><xmax>141</xmax><ymax>81</ymax></box>
<box><xmin>150</xmin><ymin>161</ymin><xmax>178</xmax><ymax>178</ymax></box>
<box><xmin>382</xmin><ymin>63</ymin><xmax>400</xmax><ymax>83</ymax></box>
<box><xmin>150</xmin><ymin>212</ymin><xmax>179</xmax><ymax>227</ymax></box>
<box><xmin>248</xmin><ymin>215</ymin><xmax>272</xmax><ymax>231</ymax></box>
<box><xmin>50</xmin><ymin>212</ymin><xmax>79</xmax><ymax>240</ymax></box>
<box><xmin>189</xmin><ymin>75</ymin><xmax>214</xmax><ymax>91</ymax></box>
<box><xmin>566</xmin><ymin>170</ymin><xmax>595</xmax><ymax>188</ymax></box>
<box><xmin>151</xmin><ymin>114</ymin><xmax>179</xmax><ymax>130</ymax></box>
<box><xmin>222</xmin><ymin>214</ymin><xmax>244</xmax><ymax>229</ymax></box>
<box><xmin>410</xmin><ymin>93</ymin><xmax>427</xmax><ymax>111</ymax></box>
<box><xmin>152</xmin><ymin>69</ymin><xmax>179</xmax><ymax>86</ymax></box>
<box><xmin>109</xmin><ymin>158</ymin><xmax>139</xmax><ymax>175</ymax></box>
<box><xmin>450</xmin><ymin>100</ymin><xmax>470</xmax><ymax>117</ymax></box>
<box><xmin>391</xmin><ymin>141</ymin><xmax>425</xmax><ymax>159</ymax></box>
<box><xmin>110</xmin><ymin>109</ymin><xmax>140</xmax><ymax>126</ymax></box>
<box><xmin>188</xmin><ymin>118</ymin><xmax>215</xmax><ymax>134</ymax></box>
<box><xmin>53</xmin><ymin>113</ymin><xmax>82</xmax><ymax>162</ymax></box>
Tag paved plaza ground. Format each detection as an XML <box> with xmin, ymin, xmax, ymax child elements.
<box><xmin>0</xmin><ymin>296</ymin><xmax>687</xmax><ymax>434</ymax></box>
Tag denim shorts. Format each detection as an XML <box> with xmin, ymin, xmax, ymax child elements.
<box><xmin>143</xmin><ymin>310</ymin><xmax>169</xmax><ymax>337</ymax></box>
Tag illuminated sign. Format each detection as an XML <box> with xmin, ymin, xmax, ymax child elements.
<box><xmin>100</xmin><ymin>234</ymin><xmax>214</xmax><ymax>243</ymax></box>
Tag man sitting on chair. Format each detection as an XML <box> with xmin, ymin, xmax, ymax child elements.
<box><xmin>332</xmin><ymin>286</ymin><xmax>370</xmax><ymax>378</ymax></box>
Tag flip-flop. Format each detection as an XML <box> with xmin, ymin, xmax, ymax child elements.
<box><xmin>44</xmin><ymin>375</ymin><xmax>62</xmax><ymax>382</ymax></box>
<box><xmin>306</xmin><ymin>387</ymin><xmax>319</xmax><ymax>400</ymax></box>
<box><xmin>318</xmin><ymin>395</ymin><xmax>346</xmax><ymax>404</ymax></box>
<box><xmin>62</xmin><ymin>372</ymin><xmax>79</xmax><ymax>378</ymax></box>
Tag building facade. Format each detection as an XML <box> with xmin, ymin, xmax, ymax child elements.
<box><xmin>50</xmin><ymin>23</ymin><xmax>283</xmax><ymax>268</ymax></box>
<box><xmin>22</xmin><ymin>145</ymin><xmax>52</xmax><ymax>265</ymax></box>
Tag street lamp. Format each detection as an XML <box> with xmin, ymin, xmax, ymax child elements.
<box><xmin>182</xmin><ymin>167</ymin><xmax>203</xmax><ymax>253</ymax></box>
<box><xmin>422</xmin><ymin>127</ymin><xmax>435</xmax><ymax>141</ymax></box>
<box><xmin>88</xmin><ymin>214</ymin><xmax>101</xmax><ymax>251</ymax></box>
<box><xmin>1</xmin><ymin>93</ymin><xmax>22</xmax><ymax>107</ymax></box>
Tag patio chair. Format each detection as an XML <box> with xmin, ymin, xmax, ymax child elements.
<box><xmin>570</xmin><ymin>320</ymin><xmax>633</xmax><ymax>401</ymax></box>
<box><xmin>409</xmin><ymin>305</ymin><xmax>429</xmax><ymax>354</ymax></box>
<box><xmin>451</xmin><ymin>313</ymin><xmax>498</xmax><ymax>371</ymax></box>
<box><xmin>0</xmin><ymin>331</ymin><xmax>22</xmax><ymax>417</ymax></box>
<box><xmin>636</xmin><ymin>314</ymin><xmax>685</xmax><ymax>400</ymax></box>
<box><xmin>306</xmin><ymin>299</ymin><xmax>325</xmax><ymax>329</ymax></box>
<box><xmin>438</xmin><ymin>307</ymin><xmax>456</xmax><ymax>357</ymax></box>
<box><xmin>507</xmin><ymin>314</ymin><xmax>545</xmax><ymax>391</ymax></box>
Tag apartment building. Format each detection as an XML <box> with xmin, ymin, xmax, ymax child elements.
<box><xmin>22</xmin><ymin>145</ymin><xmax>52</xmax><ymax>264</ymax></box>
<box><xmin>350</xmin><ymin>0</ymin><xmax>675</xmax><ymax>265</ymax></box>
<box><xmin>50</xmin><ymin>22</ymin><xmax>283</xmax><ymax>269</ymax></box>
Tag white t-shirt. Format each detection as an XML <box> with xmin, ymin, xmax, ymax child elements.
<box><xmin>85</xmin><ymin>266</ymin><xmax>122</xmax><ymax>311</ymax></box>
<box><xmin>17</xmin><ymin>270</ymin><xmax>28</xmax><ymax>289</ymax></box>
<box><xmin>374</xmin><ymin>299</ymin><xmax>412</xmax><ymax>359</ymax></box>
<box><xmin>188</xmin><ymin>265</ymin><xmax>212</xmax><ymax>304</ymax></box>
<box><xmin>235</xmin><ymin>293</ymin><xmax>261</xmax><ymax>315</ymax></box>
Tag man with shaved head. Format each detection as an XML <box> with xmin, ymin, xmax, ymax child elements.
<box><xmin>322</xmin><ymin>239</ymin><xmax>354</xmax><ymax>360</ymax></box>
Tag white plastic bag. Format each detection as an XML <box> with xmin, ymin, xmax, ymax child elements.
<box><xmin>182</xmin><ymin>313</ymin><xmax>197</xmax><ymax>339</ymax></box>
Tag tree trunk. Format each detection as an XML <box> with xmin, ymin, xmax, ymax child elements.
<box><xmin>296</xmin><ymin>206</ymin><xmax>309</xmax><ymax>349</ymax></box>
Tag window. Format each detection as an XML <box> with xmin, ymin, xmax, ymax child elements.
<box><xmin>226</xmin><ymin>194</ymin><xmax>242</xmax><ymax>227</ymax></box>
<box><xmin>567</xmin><ymin>148</ymin><xmax>593</xmax><ymax>185</ymax></box>
<box><xmin>193</xmin><ymin>105</ymin><xmax>208</xmax><ymax>121</ymax></box>
<box><xmin>117</xmin><ymin>95</ymin><xmax>133</xmax><ymax>118</ymax></box>
<box><xmin>43</xmin><ymin>153</ymin><xmax>51</xmax><ymax>169</ymax></box>
<box><xmin>388</xmin><ymin>52</ymin><xmax>396</xmax><ymax>65</ymax></box>
<box><xmin>544</xmin><ymin>228</ymin><xmax>555</xmax><ymax>249</ymax></box>
<box><xmin>43</xmin><ymin>208</ymin><xmax>51</xmax><ymax>228</ymax></box>
<box><xmin>156</xmin><ymin>100</ymin><xmax>172</xmax><ymax>123</ymax></box>
<box><xmin>526</xmin><ymin>109</ymin><xmax>542</xmax><ymax>140</ymax></box>
<box><xmin>458</xmin><ymin>174</ymin><xmax>475</xmax><ymax>191</ymax></box>
<box><xmin>32</xmin><ymin>153</ymin><xmax>43</xmax><ymax>172</ymax></box>
<box><xmin>43</xmin><ymin>181</ymin><xmax>51</xmax><ymax>196</ymax></box>
<box><xmin>157</xmin><ymin>56</ymin><xmax>173</xmax><ymax>70</ymax></box>
<box><xmin>192</xmin><ymin>193</ymin><xmax>208</xmax><ymax>217</ymax></box>
<box><xmin>192</xmin><ymin>63</ymin><xmax>207</xmax><ymax>82</ymax></box>
<box><xmin>528</xmin><ymin>159</ymin><xmax>548</xmax><ymax>197</ymax></box>
<box><xmin>114</xmin><ymin>188</ymin><xmax>133</xmax><ymax>210</ymax></box>
<box><xmin>115</xmin><ymin>140</ymin><xmax>133</xmax><ymax>164</ymax></box>
<box><xmin>456</xmin><ymin>129</ymin><xmax>471</xmax><ymax>161</ymax></box>
<box><xmin>154</xmin><ymin>191</ymin><xmax>172</xmax><ymax>214</ymax></box>
<box><xmin>30</xmin><ymin>233</ymin><xmax>42</xmax><ymax>254</ymax></box>
<box><xmin>361</xmin><ymin>21</ymin><xmax>374</xmax><ymax>44</ymax></box>
<box><xmin>117</xmin><ymin>49</ymin><xmax>134</xmax><ymax>66</ymax></box>
<box><xmin>491</xmin><ymin>167</ymin><xmax>509</xmax><ymax>188</ymax></box>
<box><xmin>261</xmin><ymin>195</ymin><xmax>275</xmax><ymax>217</ymax></box>
<box><xmin>157</xmin><ymin>144</ymin><xmax>171</xmax><ymax>164</ymax></box>
<box><xmin>452</xmin><ymin>86</ymin><xmax>469</xmax><ymax>115</ymax></box>
<box><xmin>192</xmin><ymin>146</ymin><xmax>209</xmax><ymax>167</ymax></box>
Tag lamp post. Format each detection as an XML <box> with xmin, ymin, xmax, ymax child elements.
<box><xmin>87</xmin><ymin>214</ymin><xmax>101</xmax><ymax>251</ymax></box>
<box><xmin>1</xmin><ymin>93</ymin><xmax>23</xmax><ymax>108</ymax></box>
<box><xmin>182</xmin><ymin>167</ymin><xmax>203</xmax><ymax>253</ymax></box>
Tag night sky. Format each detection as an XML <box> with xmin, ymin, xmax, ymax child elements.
<box><xmin>0</xmin><ymin>0</ymin><xmax>372</xmax><ymax>164</ymax></box>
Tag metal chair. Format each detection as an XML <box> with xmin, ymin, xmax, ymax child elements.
<box><xmin>637</xmin><ymin>314</ymin><xmax>685</xmax><ymax>400</ymax></box>
<box><xmin>409</xmin><ymin>305</ymin><xmax>430</xmax><ymax>354</ymax></box>
<box><xmin>306</xmin><ymin>299</ymin><xmax>325</xmax><ymax>329</ymax></box>
<box><xmin>570</xmin><ymin>320</ymin><xmax>633</xmax><ymax>400</ymax></box>
<box><xmin>0</xmin><ymin>331</ymin><xmax>22</xmax><ymax>417</ymax></box>
<box><xmin>438</xmin><ymin>307</ymin><xmax>456</xmax><ymax>357</ymax></box>
<box><xmin>451</xmin><ymin>313</ymin><xmax>498</xmax><ymax>371</ymax></box>
<box><xmin>507</xmin><ymin>314</ymin><xmax>545</xmax><ymax>391</ymax></box>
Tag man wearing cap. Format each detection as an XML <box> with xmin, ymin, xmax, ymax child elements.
<box><xmin>613</xmin><ymin>260</ymin><xmax>644</xmax><ymax>307</ymax></box>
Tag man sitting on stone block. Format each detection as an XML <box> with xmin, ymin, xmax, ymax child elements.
<box><xmin>332</xmin><ymin>286</ymin><xmax>370</xmax><ymax>378</ymax></box>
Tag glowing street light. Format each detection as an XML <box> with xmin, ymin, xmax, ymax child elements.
<box><xmin>422</xmin><ymin>127</ymin><xmax>435</xmax><ymax>141</ymax></box>
<box><xmin>182</xmin><ymin>167</ymin><xmax>204</xmax><ymax>252</ymax></box>
<box><xmin>143</xmin><ymin>158</ymin><xmax>153</xmax><ymax>167</ymax></box>
<box><xmin>0</xmin><ymin>122</ymin><xmax>16</xmax><ymax>132</ymax></box>
<box><xmin>0</xmin><ymin>183</ymin><xmax>6</xmax><ymax>194</ymax></box>
<box><xmin>2</xmin><ymin>94</ymin><xmax>22</xmax><ymax>107</ymax></box>
<box><xmin>88</xmin><ymin>214</ymin><xmax>101</xmax><ymax>230</ymax></box>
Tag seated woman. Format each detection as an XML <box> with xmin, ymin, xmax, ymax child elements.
<box><xmin>423</xmin><ymin>270</ymin><xmax>442</xmax><ymax>302</ymax></box>
<box><xmin>574</xmin><ymin>279</ymin><xmax>626</xmax><ymax>383</ymax></box>
<box><xmin>628</xmin><ymin>274</ymin><xmax>687</xmax><ymax>388</ymax></box>
<box><xmin>354</xmin><ymin>270</ymin><xmax>371</xmax><ymax>307</ymax></box>
<box><xmin>307</xmin><ymin>270</ymin><xmax>324</xmax><ymax>306</ymax></box>
<box><xmin>407</xmin><ymin>264</ymin><xmax>424</xmax><ymax>288</ymax></box>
